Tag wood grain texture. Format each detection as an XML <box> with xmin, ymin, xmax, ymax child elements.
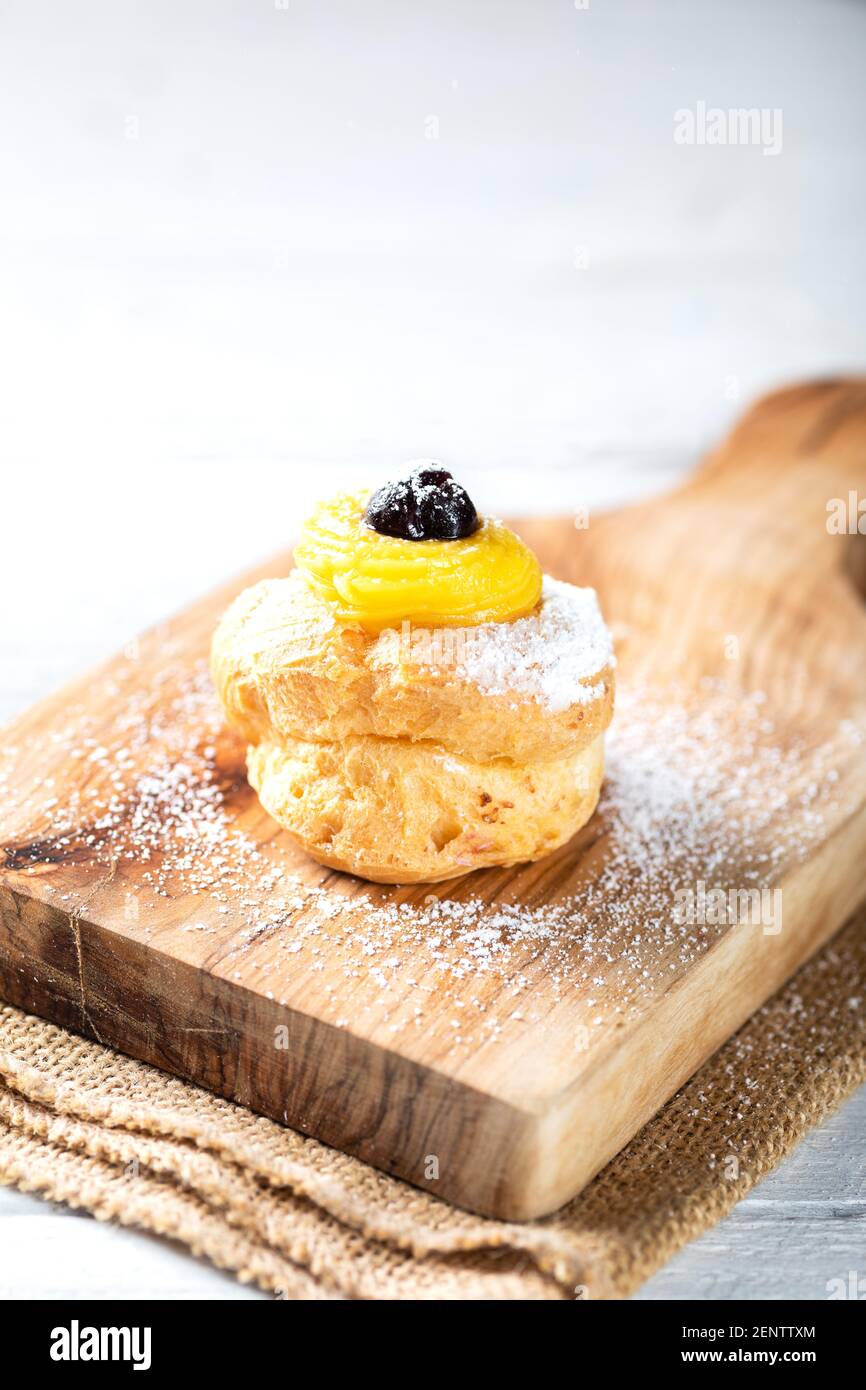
<box><xmin>1</xmin><ymin>379</ymin><xmax>865</xmax><ymax>1219</ymax></box>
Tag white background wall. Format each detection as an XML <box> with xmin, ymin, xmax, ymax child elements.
<box><xmin>1</xmin><ymin>0</ymin><xmax>864</xmax><ymax>1298</ymax></box>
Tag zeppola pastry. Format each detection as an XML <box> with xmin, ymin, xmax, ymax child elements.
<box><xmin>211</xmin><ymin>464</ymin><xmax>615</xmax><ymax>883</ymax></box>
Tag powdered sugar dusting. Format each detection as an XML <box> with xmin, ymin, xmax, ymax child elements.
<box><xmin>448</xmin><ymin>576</ymin><xmax>614</xmax><ymax>711</ymax></box>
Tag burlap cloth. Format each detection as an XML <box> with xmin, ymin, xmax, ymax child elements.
<box><xmin>0</xmin><ymin>909</ymin><xmax>863</xmax><ymax>1300</ymax></box>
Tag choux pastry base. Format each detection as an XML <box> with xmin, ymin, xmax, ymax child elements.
<box><xmin>247</xmin><ymin>732</ymin><xmax>606</xmax><ymax>884</ymax></box>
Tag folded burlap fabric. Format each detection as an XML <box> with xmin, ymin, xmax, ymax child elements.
<box><xmin>1</xmin><ymin>908</ymin><xmax>863</xmax><ymax>1300</ymax></box>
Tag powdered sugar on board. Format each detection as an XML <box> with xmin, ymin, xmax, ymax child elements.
<box><xmin>1</xmin><ymin>652</ymin><xmax>863</xmax><ymax>1059</ymax></box>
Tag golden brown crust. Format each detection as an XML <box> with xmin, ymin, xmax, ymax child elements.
<box><xmin>247</xmin><ymin>733</ymin><xmax>605</xmax><ymax>884</ymax></box>
<box><xmin>211</xmin><ymin>573</ymin><xmax>614</xmax><ymax>765</ymax></box>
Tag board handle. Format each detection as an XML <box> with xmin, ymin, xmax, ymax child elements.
<box><xmin>514</xmin><ymin>380</ymin><xmax>866</xmax><ymax>691</ymax></box>
<box><xmin>519</xmin><ymin>379</ymin><xmax>866</xmax><ymax>597</ymax></box>
<box><xmin>684</xmin><ymin>378</ymin><xmax>866</xmax><ymax>585</ymax></box>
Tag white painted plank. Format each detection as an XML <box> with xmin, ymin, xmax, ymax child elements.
<box><xmin>0</xmin><ymin>1211</ymin><xmax>267</xmax><ymax>1301</ymax></box>
<box><xmin>636</xmin><ymin>1085</ymin><xmax>866</xmax><ymax>1300</ymax></box>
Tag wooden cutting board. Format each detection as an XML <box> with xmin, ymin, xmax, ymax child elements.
<box><xmin>2</xmin><ymin>380</ymin><xmax>866</xmax><ymax>1220</ymax></box>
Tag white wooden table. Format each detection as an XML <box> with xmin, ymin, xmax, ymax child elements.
<box><xmin>1</xmin><ymin>0</ymin><xmax>864</xmax><ymax>1299</ymax></box>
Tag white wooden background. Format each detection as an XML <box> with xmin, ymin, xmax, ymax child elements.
<box><xmin>1</xmin><ymin>0</ymin><xmax>864</xmax><ymax>1299</ymax></box>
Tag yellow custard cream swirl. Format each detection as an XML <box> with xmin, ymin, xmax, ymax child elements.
<box><xmin>294</xmin><ymin>489</ymin><xmax>542</xmax><ymax>632</ymax></box>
